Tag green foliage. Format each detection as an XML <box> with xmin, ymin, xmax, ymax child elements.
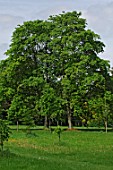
<box><xmin>0</xmin><ymin>11</ymin><xmax>112</xmax><ymax>129</ymax></box>
<box><xmin>0</xmin><ymin>119</ymin><xmax>11</xmax><ymax>151</ymax></box>
<box><xmin>54</xmin><ymin>126</ymin><xmax>63</xmax><ymax>142</ymax></box>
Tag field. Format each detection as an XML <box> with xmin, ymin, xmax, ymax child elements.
<box><xmin>1</xmin><ymin>128</ymin><xmax>113</xmax><ymax>170</ymax></box>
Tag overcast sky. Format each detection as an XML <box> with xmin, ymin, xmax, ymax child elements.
<box><xmin>0</xmin><ymin>0</ymin><xmax>113</xmax><ymax>66</ymax></box>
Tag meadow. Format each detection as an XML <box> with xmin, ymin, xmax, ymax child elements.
<box><xmin>1</xmin><ymin>128</ymin><xmax>113</xmax><ymax>170</ymax></box>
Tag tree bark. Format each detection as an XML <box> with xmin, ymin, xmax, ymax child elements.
<box><xmin>0</xmin><ymin>135</ymin><xmax>3</xmax><ymax>151</ymax></box>
<box><xmin>44</xmin><ymin>115</ymin><xmax>49</xmax><ymax>128</ymax></box>
<box><xmin>67</xmin><ymin>103</ymin><xmax>72</xmax><ymax>129</ymax></box>
<box><xmin>105</xmin><ymin>120</ymin><xmax>108</xmax><ymax>133</ymax></box>
<box><xmin>17</xmin><ymin>120</ymin><xmax>19</xmax><ymax>132</ymax></box>
<box><xmin>57</xmin><ymin>120</ymin><xmax>59</xmax><ymax>126</ymax></box>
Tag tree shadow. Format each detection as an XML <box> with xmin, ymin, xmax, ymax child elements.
<box><xmin>0</xmin><ymin>149</ymin><xmax>17</xmax><ymax>158</ymax></box>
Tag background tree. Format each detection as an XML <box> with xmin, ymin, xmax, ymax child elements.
<box><xmin>36</xmin><ymin>84</ymin><xmax>63</xmax><ymax>128</ymax></box>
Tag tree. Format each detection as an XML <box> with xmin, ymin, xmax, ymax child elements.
<box><xmin>8</xmin><ymin>76</ymin><xmax>45</xmax><ymax>129</ymax></box>
<box><xmin>2</xmin><ymin>11</ymin><xmax>111</xmax><ymax>129</ymax></box>
<box><xmin>47</xmin><ymin>11</ymin><xmax>109</xmax><ymax>128</ymax></box>
<box><xmin>0</xmin><ymin>60</ymin><xmax>17</xmax><ymax>127</ymax></box>
<box><xmin>4</xmin><ymin>19</ymin><xmax>58</xmax><ymax>126</ymax></box>
<box><xmin>88</xmin><ymin>85</ymin><xmax>113</xmax><ymax>132</ymax></box>
<box><xmin>36</xmin><ymin>84</ymin><xmax>63</xmax><ymax>128</ymax></box>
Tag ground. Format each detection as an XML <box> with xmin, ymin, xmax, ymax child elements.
<box><xmin>1</xmin><ymin>129</ymin><xmax>113</xmax><ymax>170</ymax></box>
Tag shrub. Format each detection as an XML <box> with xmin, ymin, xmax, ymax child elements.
<box><xmin>0</xmin><ymin>119</ymin><xmax>11</xmax><ymax>151</ymax></box>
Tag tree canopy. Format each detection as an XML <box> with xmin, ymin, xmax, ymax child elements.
<box><xmin>0</xmin><ymin>11</ymin><xmax>113</xmax><ymax>130</ymax></box>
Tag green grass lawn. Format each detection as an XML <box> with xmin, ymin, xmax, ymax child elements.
<box><xmin>1</xmin><ymin>129</ymin><xmax>113</xmax><ymax>170</ymax></box>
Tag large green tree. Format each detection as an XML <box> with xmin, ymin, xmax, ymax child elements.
<box><xmin>46</xmin><ymin>11</ymin><xmax>110</xmax><ymax>128</ymax></box>
<box><xmin>0</xmin><ymin>11</ymin><xmax>111</xmax><ymax>129</ymax></box>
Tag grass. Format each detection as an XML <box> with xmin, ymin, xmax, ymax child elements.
<box><xmin>1</xmin><ymin>129</ymin><xmax>113</xmax><ymax>170</ymax></box>
<box><xmin>9</xmin><ymin>125</ymin><xmax>113</xmax><ymax>132</ymax></box>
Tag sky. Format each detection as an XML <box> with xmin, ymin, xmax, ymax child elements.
<box><xmin>0</xmin><ymin>0</ymin><xmax>113</xmax><ymax>66</ymax></box>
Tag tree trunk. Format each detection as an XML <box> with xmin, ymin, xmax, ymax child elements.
<box><xmin>49</xmin><ymin>119</ymin><xmax>51</xmax><ymax>127</ymax></box>
<box><xmin>44</xmin><ymin>115</ymin><xmax>49</xmax><ymax>128</ymax></box>
<box><xmin>17</xmin><ymin>120</ymin><xmax>19</xmax><ymax>132</ymax></box>
<box><xmin>105</xmin><ymin>120</ymin><xmax>108</xmax><ymax>133</ymax></box>
<box><xmin>67</xmin><ymin>103</ymin><xmax>72</xmax><ymax>129</ymax></box>
<box><xmin>57</xmin><ymin>120</ymin><xmax>59</xmax><ymax>126</ymax></box>
<box><xmin>0</xmin><ymin>136</ymin><xmax>3</xmax><ymax>151</ymax></box>
<box><xmin>1</xmin><ymin>141</ymin><xmax>3</xmax><ymax>151</ymax></box>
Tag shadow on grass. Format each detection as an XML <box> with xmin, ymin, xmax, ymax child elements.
<box><xmin>53</xmin><ymin>141</ymin><xmax>68</xmax><ymax>147</ymax></box>
<box><xmin>21</xmin><ymin>129</ymin><xmax>39</xmax><ymax>138</ymax></box>
<box><xmin>0</xmin><ymin>149</ymin><xmax>17</xmax><ymax>158</ymax></box>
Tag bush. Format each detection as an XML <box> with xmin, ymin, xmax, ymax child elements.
<box><xmin>0</xmin><ymin>119</ymin><xmax>11</xmax><ymax>151</ymax></box>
